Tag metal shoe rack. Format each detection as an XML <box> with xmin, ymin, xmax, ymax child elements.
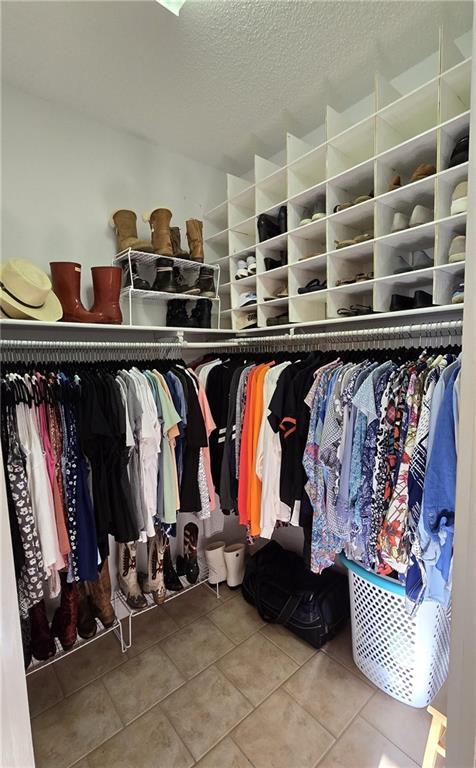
<box><xmin>114</xmin><ymin>248</ymin><xmax>222</xmax><ymax>329</ymax></box>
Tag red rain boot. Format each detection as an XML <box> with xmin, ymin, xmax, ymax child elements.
<box><xmin>50</xmin><ymin>262</ymin><xmax>102</xmax><ymax>323</ymax></box>
<box><xmin>51</xmin><ymin>572</ymin><xmax>78</xmax><ymax>651</ymax></box>
<box><xmin>89</xmin><ymin>266</ymin><xmax>123</xmax><ymax>325</ymax></box>
<box><xmin>29</xmin><ymin>600</ymin><xmax>56</xmax><ymax>661</ymax></box>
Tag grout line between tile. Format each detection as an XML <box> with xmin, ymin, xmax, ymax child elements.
<box><xmin>257</xmin><ymin>626</ymin><xmax>317</xmax><ymax>667</ymax></box>
<box><xmin>228</xmin><ymin>731</ymin><xmax>259</xmax><ymax>768</ymax></box>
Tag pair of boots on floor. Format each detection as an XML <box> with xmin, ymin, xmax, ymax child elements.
<box><xmin>206</xmin><ymin>541</ymin><xmax>246</xmax><ymax>589</ymax></box>
<box><xmin>24</xmin><ymin>561</ymin><xmax>115</xmax><ymax>666</ymax></box>
<box><xmin>110</xmin><ymin>209</ymin><xmax>204</xmax><ymax>262</ymax></box>
<box><xmin>118</xmin><ymin>525</ymin><xmax>200</xmax><ymax>610</ymax></box>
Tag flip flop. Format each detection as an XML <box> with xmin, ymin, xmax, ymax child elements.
<box><xmin>297</xmin><ymin>279</ymin><xmax>327</xmax><ymax>295</ymax></box>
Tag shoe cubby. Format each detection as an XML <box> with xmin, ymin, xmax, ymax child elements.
<box><xmin>439</xmin><ymin>58</ymin><xmax>472</xmax><ymax>123</ymax></box>
<box><xmin>435</xmin><ymin>215</ymin><xmax>466</xmax><ymax>266</ymax></box>
<box><xmin>326</xmin><ymin>160</ymin><xmax>375</xmax><ymax>215</ymax></box>
<box><xmin>231</xmin><ymin>307</ymin><xmax>258</xmax><ymax>332</ymax></box>
<box><xmin>289</xmin><ymin>291</ymin><xmax>327</xmax><ymax>324</ymax></box>
<box><xmin>288</xmin><ymin>231</ymin><xmax>326</xmax><ymax>266</ymax></box>
<box><xmin>434</xmin><ymin>263</ymin><xmax>465</xmax><ymax>305</ymax></box>
<box><xmin>376</xmin><ymin>79</ymin><xmax>439</xmax><ymax>155</ymax></box>
<box><xmin>436</xmin><ymin>163</ymin><xmax>468</xmax><ymax>218</ymax></box>
<box><xmin>375</xmin><ymin>188</ymin><xmax>435</xmax><ymax>239</ymax></box>
<box><xmin>328</xmin><ymin>247</ymin><xmax>374</xmax><ymax>289</ymax></box>
<box><xmin>203</xmin><ymin>31</ymin><xmax>470</xmax><ymax>331</ymax></box>
<box><xmin>327</xmin><ymin>205</ymin><xmax>374</xmax><ymax>253</ymax></box>
<box><xmin>289</xmin><ymin>256</ymin><xmax>327</xmax><ymax>297</ymax></box>
<box><xmin>374</xmin><ymin>241</ymin><xmax>435</xmax><ymax>280</ymax></box>
<box><xmin>287</xmin><ymin>144</ymin><xmax>327</xmax><ymax>199</ymax></box>
<box><xmin>327</xmin><ymin>116</ymin><xmax>376</xmax><ymax>177</ymax></box>
<box><xmin>259</xmin><ymin>302</ymin><xmax>291</xmax><ymax>329</ymax></box>
<box><xmin>374</xmin><ymin>270</ymin><xmax>434</xmax><ymax>313</ymax></box>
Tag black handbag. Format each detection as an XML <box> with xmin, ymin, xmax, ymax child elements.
<box><xmin>242</xmin><ymin>541</ymin><xmax>350</xmax><ymax>649</ymax></box>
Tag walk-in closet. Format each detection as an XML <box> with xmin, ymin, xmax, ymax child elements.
<box><xmin>1</xmin><ymin>2</ymin><xmax>475</xmax><ymax>768</ymax></box>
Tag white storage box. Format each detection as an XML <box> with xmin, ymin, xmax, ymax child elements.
<box><xmin>341</xmin><ymin>555</ymin><xmax>450</xmax><ymax>708</ymax></box>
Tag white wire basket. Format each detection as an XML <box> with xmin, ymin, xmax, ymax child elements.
<box><xmin>341</xmin><ymin>555</ymin><xmax>451</xmax><ymax>708</ymax></box>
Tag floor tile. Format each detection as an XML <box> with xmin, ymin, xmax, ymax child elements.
<box><xmin>217</xmin><ymin>633</ymin><xmax>298</xmax><ymax>706</ymax></box>
<box><xmin>208</xmin><ymin>594</ymin><xmax>265</xmax><ymax>643</ymax></box>
<box><xmin>260</xmin><ymin>623</ymin><xmax>317</xmax><ymax>665</ymax></box>
<box><xmin>317</xmin><ymin>716</ymin><xmax>419</xmax><ymax>768</ymax></box>
<box><xmin>284</xmin><ymin>652</ymin><xmax>374</xmax><ymax>737</ymax></box>
<box><xmin>233</xmin><ymin>688</ymin><xmax>334</xmax><ymax>768</ymax></box>
<box><xmin>71</xmin><ymin>760</ymin><xmax>90</xmax><ymax>768</ymax></box>
<box><xmin>123</xmin><ymin>605</ymin><xmax>179</xmax><ymax>658</ymax></box>
<box><xmin>322</xmin><ymin>621</ymin><xmax>373</xmax><ymax>684</ymax></box>
<box><xmin>102</xmin><ymin>643</ymin><xmax>185</xmax><ymax>724</ymax></box>
<box><xmin>161</xmin><ymin>665</ymin><xmax>252</xmax><ymax>760</ymax></box>
<box><xmin>162</xmin><ymin>584</ymin><xmax>223</xmax><ymax>628</ymax></box>
<box><xmin>195</xmin><ymin>736</ymin><xmax>253</xmax><ymax>768</ymax></box>
<box><xmin>361</xmin><ymin>690</ymin><xmax>433</xmax><ymax>765</ymax></box>
<box><xmin>31</xmin><ymin>679</ymin><xmax>122</xmax><ymax>768</ymax></box>
<box><xmin>87</xmin><ymin>703</ymin><xmax>193</xmax><ymax>768</ymax></box>
<box><xmin>54</xmin><ymin>631</ymin><xmax>128</xmax><ymax>696</ymax></box>
<box><xmin>27</xmin><ymin>665</ymin><xmax>64</xmax><ymax>718</ymax></box>
<box><xmin>161</xmin><ymin>616</ymin><xmax>234</xmax><ymax>678</ymax></box>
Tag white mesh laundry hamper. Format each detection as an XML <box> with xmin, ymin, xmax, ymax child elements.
<box><xmin>341</xmin><ymin>555</ymin><xmax>451</xmax><ymax>708</ymax></box>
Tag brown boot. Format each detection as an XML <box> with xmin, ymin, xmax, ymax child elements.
<box><xmin>170</xmin><ymin>226</ymin><xmax>189</xmax><ymax>258</ymax></box>
<box><xmin>109</xmin><ymin>210</ymin><xmax>155</xmax><ymax>254</ymax></box>
<box><xmin>88</xmin><ymin>560</ymin><xmax>115</xmax><ymax>627</ymax></box>
<box><xmin>89</xmin><ymin>266</ymin><xmax>123</xmax><ymax>324</ymax></box>
<box><xmin>143</xmin><ymin>209</ymin><xmax>173</xmax><ymax>256</ymax></box>
<box><xmin>77</xmin><ymin>583</ymin><xmax>97</xmax><ymax>639</ymax></box>
<box><xmin>186</xmin><ymin>219</ymin><xmax>204</xmax><ymax>262</ymax></box>
<box><xmin>50</xmin><ymin>262</ymin><xmax>102</xmax><ymax>323</ymax></box>
<box><xmin>118</xmin><ymin>542</ymin><xmax>147</xmax><ymax>610</ymax></box>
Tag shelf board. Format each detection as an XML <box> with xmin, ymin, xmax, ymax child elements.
<box><xmin>232</xmin><ymin>273</ymin><xmax>257</xmax><ymax>287</ymax></box>
<box><xmin>204</xmin><ymin>200</ymin><xmax>227</xmax><ymax>221</ymax></box>
<box><xmin>255</xmin><ymin>232</ymin><xmax>287</xmax><ymax>251</ymax></box>
<box><xmin>229</xmin><ymin>214</ymin><xmax>256</xmax><ymax>236</ymax></box>
<box><xmin>376</xmin><ymin>173</ymin><xmax>436</xmax><ymax>206</ymax></box>
<box><xmin>228</xmin><ymin>183</ymin><xmax>255</xmax><ymax>207</ymax></box>
<box><xmin>258</xmin><ymin>263</ymin><xmax>289</xmax><ymax>278</ymax></box>
<box><xmin>288</xmin><ymin>216</ymin><xmax>327</xmax><ymax>240</ymax></box>
<box><xmin>204</xmin><ymin>228</ymin><xmax>229</xmax><ymax>245</ymax></box>
<box><xmin>289</xmin><ymin>253</ymin><xmax>327</xmax><ymax>271</ymax></box>
<box><xmin>261</xmin><ymin>296</ymin><xmax>289</xmax><ymax>308</ymax></box>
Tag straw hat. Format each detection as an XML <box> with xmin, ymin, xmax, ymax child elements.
<box><xmin>0</xmin><ymin>259</ymin><xmax>63</xmax><ymax>321</ymax></box>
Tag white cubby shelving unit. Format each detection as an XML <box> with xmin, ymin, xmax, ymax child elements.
<box><xmin>204</xmin><ymin>35</ymin><xmax>470</xmax><ymax>332</ymax></box>
<box><xmin>113</xmin><ymin>249</ymin><xmax>222</xmax><ymax>330</ymax></box>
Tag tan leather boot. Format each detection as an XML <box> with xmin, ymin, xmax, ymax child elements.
<box><xmin>118</xmin><ymin>542</ymin><xmax>147</xmax><ymax>610</ymax></box>
<box><xmin>186</xmin><ymin>219</ymin><xmax>204</xmax><ymax>262</ymax></box>
<box><xmin>141</xmin><ymin>535</ymin><xmax>166</xmax><ymax>605</ymax></box>
<box><xmin>143</xmin><ymin>208</ymin><xmax>173</xmax><ymax>256</ymax></box>
<box><xmin>170</xmin><ymin>226</ymin><xmax>189</xmax><ymax>258</ymax></box>
<box><xmin>88</xmin><ymin>559</ymin><xmax>115</xmax><ymax>627</ymax></box>
<box><xmin>109</xmin><ymin>209</ymin><xmax>155</xmax><ymax>254</ymax></box>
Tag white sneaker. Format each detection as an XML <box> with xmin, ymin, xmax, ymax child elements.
<box><xmin>246</xmin><ymin>254</ymin><xmax>257</xmax><ymax>274</ymax></box>
<box><xmin>235</xmin><ymin>259</ymin><xmax>248</xmax><ymax>279</ymax></box>
<box><xmin>409</xmin><ymin>204</ymin><xmax>433</xmax><ymax>228</ymax></box>
<box><xmin>391</xmin><ymin>211</ymin><xmax>410</xmax><ymax>232</ymax></box>
<box><xmin>450</xmin><ymin>181</ymin><xmax>468</xmax><ymax>215</ymax></box>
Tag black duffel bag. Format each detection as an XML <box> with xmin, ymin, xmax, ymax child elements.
<box><xmin>242</xmin><ymin>541</ymin><xmax>350</xmax><ymax>649</ymax></box>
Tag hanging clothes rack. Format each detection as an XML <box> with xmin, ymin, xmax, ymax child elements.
<box><xmin>0</xmin><ymin>319</ymin><xmax>463</xmax><ymax>360</ymax></box>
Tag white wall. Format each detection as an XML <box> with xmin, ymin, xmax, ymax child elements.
<box><xmin>1</xmin><ymin>84</ymin><xmax>225</xmax><ymax>302</ymax></box>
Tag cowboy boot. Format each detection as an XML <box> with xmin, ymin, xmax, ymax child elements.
<box><xmin>140</xmin><ymin>535</ymin><xmax>166</xmax><ymax>605</ymax></box>
<box><xmin>50</xmin><ymin>262</ymin><xmax>102</xmax><ymax>323</ymax></box>
<box><xmin>118</xmin><ymin>541</ymin><xmax>147</xmax><ymax>610</ymax></box>
<box><xmin>109</xmin><ymin>209</ymin><xmax>155</xmax><ymax>254</ymax></box>
<box><xmin>30</xmin><ymin>600</ymin><xmax>56</xmax><ymax>661</ymax></box>
<box><xmin>89</xmin><ymin>266</ymin><xmax>123</xmax><ymax>325</ymax></box>
<box><xmin>88</xmin><ymin>560</ymin><xmax>115</xmax><ymax>628</ymax></box>
<box><xmin>171</xmin><ymin>226</ymin><xmax>189</xmax><ymax>258</ymax></box>
<box><xmin>163</xmin><ymin>533</ymin><xmax>183</xmax><ymax>591</ymax></box>
<box><xmin>186</xmin><ymin>219</ymin><xmax>204</xmax><ymax>262</ymax></box>
<box><xmin>143</xmin><ymin>209</ymin><xmax>173</xmax><ymax>256</ymax></box>
<box><xmin>76</xmin><ymin>582</ymin><xmax>97</xmax><ymax>640</ymax></box>
<box><xmin>51</xmin><ymin>571</ymin><xmax>78</xmax><ymax>651</ymax></box>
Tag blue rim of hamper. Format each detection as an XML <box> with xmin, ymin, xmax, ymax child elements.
<box><xmin>338</xmin><ymin>553</ymin><xmax>406</xmax><ymax>597</ymax></box>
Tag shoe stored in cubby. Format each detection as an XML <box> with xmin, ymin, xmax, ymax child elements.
<box><xmin>434</xmin><ymin>262</ymin><xmax>465</xmax><ymax>305</ymax></box>
<box><xmin>289</xmin><ymin>257</ymin><xmax>327</xmax><ymax>298</ymax></box>
<box><xmin>329</xmin><ymin>205</ymin><xmax>374</xmax><ymax>252</ymax></box>
<box><xmin>328</xmin><ymin>247</ymin><xmax>374</xmax><ymax>288</ymax></box>
<box><xmin>436</xmin><ymin>215</ymin><xmax>466</xmax><ymax>265</ymax></box>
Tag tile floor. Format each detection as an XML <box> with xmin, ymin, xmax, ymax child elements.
<box><xmin>28</xmin><ymin>586</ymin><xmax>435</xmax><ymax>768</ymax></box>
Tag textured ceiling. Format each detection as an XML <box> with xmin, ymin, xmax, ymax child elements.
<box><xmin>2</xmin><ymin>0</ymin><xmax>473</xmax><ymax>173</ymax></box>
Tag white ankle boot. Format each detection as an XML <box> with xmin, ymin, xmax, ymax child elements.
<box><xmin>224</xmin><ymin>543</ymin><xmax>246</xmax><ymax>588</ymax></box>
<box><xmin>205</xmin><ymin>540</ymin><xmax>227</xmax><ymax>586</ymax></box>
